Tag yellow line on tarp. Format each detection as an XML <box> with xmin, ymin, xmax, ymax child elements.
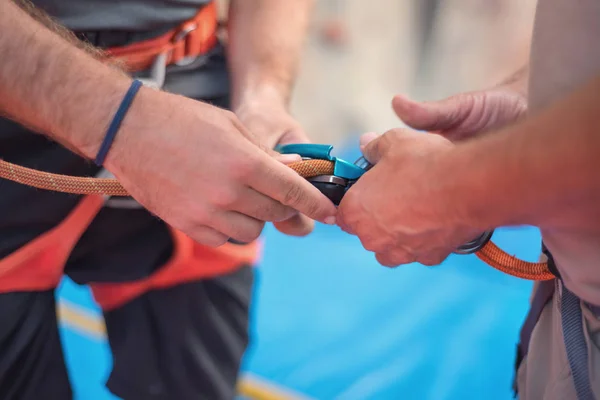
<box><xmin>57</xmin><ymin>300</ymin><xmax>310</xmax><ymax>400</ymax></box>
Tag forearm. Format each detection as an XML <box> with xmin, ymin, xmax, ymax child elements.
<box><xmin>445</xmin><ymin>75</ymin><xmax>600</xmax><ymax>232</ymax></box>
<box><xmin>0</xmin><ymin>0</ymin><xmax>131</xmax><ymax>157</ymax></box>
<box><xmin>227</xmin><ymin>0</ymin><xmax>314</xmax><ymax>110</ymax></box>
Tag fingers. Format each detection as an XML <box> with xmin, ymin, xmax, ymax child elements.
<box><xmin>359</xmin><ymin>131</ymin><xmax>379</xmax><ymax>149</ymax></box>
<box><xmin>375</xmin><ymin>251</ymin><xmax>416</xmax><ymax>268</ymax></box>
<box><xmin>392</xmin><ymin>93</ymin><xmax>472</xmax><ymax>132</ymax></box>
<box><xmin>417</xmin><ymin>251</ymin><xmax>450</xmax><ymax>267</ymax></box>
<box><xmin>188</xmin><ymin>225</ymin><xmax>230</xmax><ymax>247</ymax></box>
<box><xmin>249</xmin><ymin>153</ymin><xmax>337</xmax><ymax>225</ymax></box>
<box><xmin>273</xmin><ymin>213</ymin><xmax>315</xmax><ymax>237</ymax></box>
<box><xmin>360</xmin><ymin>130</ymin><xmax>394</xmax><ymax>164</ymax></box>
<box><xmin>213</xmin><ymin>211</ymin><xmax>266</xmax><ymax>243</ymax></box>
<box><xmin>275</xmin><ymin>153</ymin><xmax>302</xmax><ymax>164</ymax></box>
<box><xmin>233</xmin><ymin>186</ymin><xmax>297</xmax><ymax>222</ymax></box>
<box><xmin>373</xmin><ymin>246</ymin><xmax>453</xmax><ymax>268</ymax></box>
<box><xmin>277</xmin><ymin>126</ymin><xmax>312</xmax><ymax>146</ymax></box>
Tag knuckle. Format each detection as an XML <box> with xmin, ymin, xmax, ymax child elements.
<box><xmin>376</xmin><ymin>248</ymin><xmax>416</xmax><ymax>267</ymax></box>
<box><xmin>223</xmin><ymin>109</ymin><xmax>238</xmax><ymax>122</ymax></box>
<box><xmin>207</xmin><ymin>235</ymin><xmax>229</xmax><ymax>248</ymax></box>
<box><xmin>375</xmin><ymin>253</ymin><xmax>399</xmax><ymax>268</ymax></box>
<box><xmin>419</xmin><ymin>257</ymin><xmax>439</xmax><ymax>267</ymax></box>
<box><xmin>360</xmin><ymin>234</ymin><xmax>387</xmax><ymax>253</ymax></box>
<box><xmin>268</xmin><ymin>205</ymin><xmax>296</xmax><ymax>223</ymax></box>
<box><xmin>419</xmin><ymin>251</ymin><xmax>448</xmax><ymax>267</ymax></box>
<box><xmin>231</xmin><ymin>156</ymin><xmax>260</xmax><ymax>182</ymax></box>
<box><xmin>281</xmin><ymin>183</ymin><xmax>304</xmax><ymax>207</ymax></box>
<box><xmin>191</xmin><ymin>228</ymin><xmax>228</xmax><ymax>248</ymax></box>
<box><xmin>237</xmin><ymin>223</ymin><xmax>265</xmax><ymax>243</ymax></box>
<box><xmin>362</xmin><ymin>238</ymin><xmax>379</xmax><ymax>253</ymax></box>
<box><xmin>186</xmin><ymin>204</ymin><xmax>211</xmax><ymax>226</ymax></box>
<box><xmin>384</xmin><ymin>128</ymin><xmax>403</xmax><ymax>142</ymax></box>
<box><xmin>212</xmin><ymin>187</ymin><xmax>240</xmax><ymax>209</ymax></box>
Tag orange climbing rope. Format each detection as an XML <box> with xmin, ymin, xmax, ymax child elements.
<box><xmin>0</xmin><ymin>158</ymin><xmax>552</xmax><ymax>281</ymax></box>
<box><xmin>0</xmin><ymin>158</ymin><xmax>334</xmax><ymax>196</ymax></box>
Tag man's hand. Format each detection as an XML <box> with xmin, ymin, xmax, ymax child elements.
<box><xmin>337</xmin><ymin>66</ymin><xmax>530</xmax><ymax>266</ymax></box>
<box><xmin>0</xmin><ymin>0</ymin><xmax>336</xmax><ymax>247</ymax></box>
<box><xmin>227</xmin><ymin>0</ymin><xmax>316</xmax><ymax>237</ymax></box>
<box><xmin>391</xmin><ymin>66</ymin><xmax>529</xmax><ymax>141</ymax></box>
<box><xmin>102</xmin><ymin>88</ymin><xmax>336</xmax><ymax>246</ymax></box>
<box><xmin>234</xmin><ymin>90</ymin><xmax>315</xmax><ymax>237</ymax></box>
<box><xmin>337</xmin><ymin>130</ymin><xmax>481</xmax><ymax>267</ymax></box>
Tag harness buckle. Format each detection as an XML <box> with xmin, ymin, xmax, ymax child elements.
<box><xmin>136</xmin><ymin>51</ymin><xmax>168</xmax><ymax>90</ymax></box>
<box><xmin>172</xmin><ymin>23</ymin><xmax>201</xmax><ymax>67</ymax></box>
<box><xmin>136</xmin><ymin>21</ymin><xmax>200</xmax><ymax>88</ymax></box>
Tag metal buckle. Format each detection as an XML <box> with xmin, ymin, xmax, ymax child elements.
<box><xmin>137</xmin><ymin>51</ymin><xmax>168</xmax><ymax>89</ymax></box>
<box><xmin>353</xmin><ymin>156</ymin><xmax>373</xmax><ymax>172</ymax></box>
<box><xmin>136</xmin><ymin>23</ymin><xmax>199</xmax><ymax>88</ymax></box>
<box><xmin>173</xmin><ymin>23</ymin><xmax>200</xmax><ymax>67</ymax></box>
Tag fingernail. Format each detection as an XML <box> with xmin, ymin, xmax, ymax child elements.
<box><xmin>276</xmin><ymin>153</ymin><xmax>302</xmax><ymax>164</ymax></box>
<box><xmin>324</xmin><ymin>216</ymin><xmax>336</xmax><ymax>225</ymax></box>
<box><xmin>360</xmin><ymin>132</ymin><xmax>379</xmax><ymax>147</ymax></box>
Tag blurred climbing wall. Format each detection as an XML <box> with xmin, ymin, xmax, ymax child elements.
<box><xmin>218</xmin><ymin>0</ymin><xmax>538</xmax><ymax>144</ymax></box>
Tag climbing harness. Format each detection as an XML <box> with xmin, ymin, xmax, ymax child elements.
<box><xmin>0</xmin><ymin>143</ymin><xmax>552</xmax><ymax>281</ymax></box>
<box><xmin>0</xmin><ymin>0</ymin><xmax>262</xmax><ymax>305</ymax></box>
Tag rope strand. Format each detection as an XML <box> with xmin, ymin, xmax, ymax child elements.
<box><xmin>0</xmin><ymin>158</ymin><xmax>552</xmax><ymax>280</ymax></box>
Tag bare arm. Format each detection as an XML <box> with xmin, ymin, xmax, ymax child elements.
<box><xmin>226</xmin><ymin>0</ymin><xmax>314</xmax><ymax>110</ymax></box>
<box><xmin>0</xmin><ymin>0</ymin><xmax>337</xmax><ymax>244</ymax></box>
<box><xmin>224</xmin><ymin>0</ymin><xmax>321</xmax><ymax>237</ymax></box>
<box><xmin>0</xmin><ymin>0</ymin><xmax>130</xmax><ymax>157</ymax></box>
<box><xmin>447</xmin><ymin>74</ymin><xmax>600</xmax><ymax>233</ymax></box>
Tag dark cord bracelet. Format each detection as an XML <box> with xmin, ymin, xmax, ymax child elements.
<box><xmin>94</xmin><ymin>79</ymin><xmax>143</xmax><ymax>166</ymax></box>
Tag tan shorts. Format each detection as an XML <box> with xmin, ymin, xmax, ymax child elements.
<box><xmin>517</xmin><ymin>280</ymin><xmax>600</xmax><ymax>399</ymax></box>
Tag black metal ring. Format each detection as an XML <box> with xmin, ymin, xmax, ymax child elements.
<box><xmin>454</xmin><ymin>230</ymin><xmax>494</xmax><ymax>255</ymax></box>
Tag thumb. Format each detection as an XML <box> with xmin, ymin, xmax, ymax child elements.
<box><xmin>392</xmin><ymin>94</ymin><xmax>471</xmax><ymax>132</ymax></box>
<box><xmin>361</xmin><ymin>131</ymin><xmax>392</xmax><ymax>165</ymax></box>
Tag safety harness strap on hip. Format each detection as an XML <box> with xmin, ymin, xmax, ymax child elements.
<box><xmin>561</xmin><ymin>283</ymin><xmax>595</xmax><ymax>400</ymax></box>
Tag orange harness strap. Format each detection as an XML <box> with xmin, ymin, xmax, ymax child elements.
<box><xmin>0</xmin><ymin>195</ymin><xmax>104</xmax><ymax>292</ymax></box>
<box><xmin>90</xmin><ymin>234</ymin><xmax>262</xmax><ymax>311</ymax></box>
<box><xmin>105</xmin><ymin>1</ymin><xmax>218</xmax><ymax>72</ymax></box>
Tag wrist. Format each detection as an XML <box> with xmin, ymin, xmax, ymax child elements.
<box><xmin>231</xmin><ymin>80</ymin><xmax>290</xmax><ymax>113</ymax></box>
<box><xmin>45</xmin><ymin>52</ymin><xmax>133</xmax><ymax>160</ymax></box>
<box><xmin>101</xmin><ymin>84</ymin><xmax>163</xmax><ymax>174</ymax></box>
<box><xmin>434</xmin><ymin>136</ymin><xmax>529</xmax><ymax>232</ymax></box>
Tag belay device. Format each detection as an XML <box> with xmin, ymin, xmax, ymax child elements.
<box><xmin>277</xmin><ymin>143</ymin><xmax>494</xmax><ymax>255</ymax></box>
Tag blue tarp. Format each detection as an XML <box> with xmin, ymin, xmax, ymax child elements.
<box><xmin>57</xmin><ymin>140</ymin><xmax>539</xmax><ymax>399</ymax></box>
